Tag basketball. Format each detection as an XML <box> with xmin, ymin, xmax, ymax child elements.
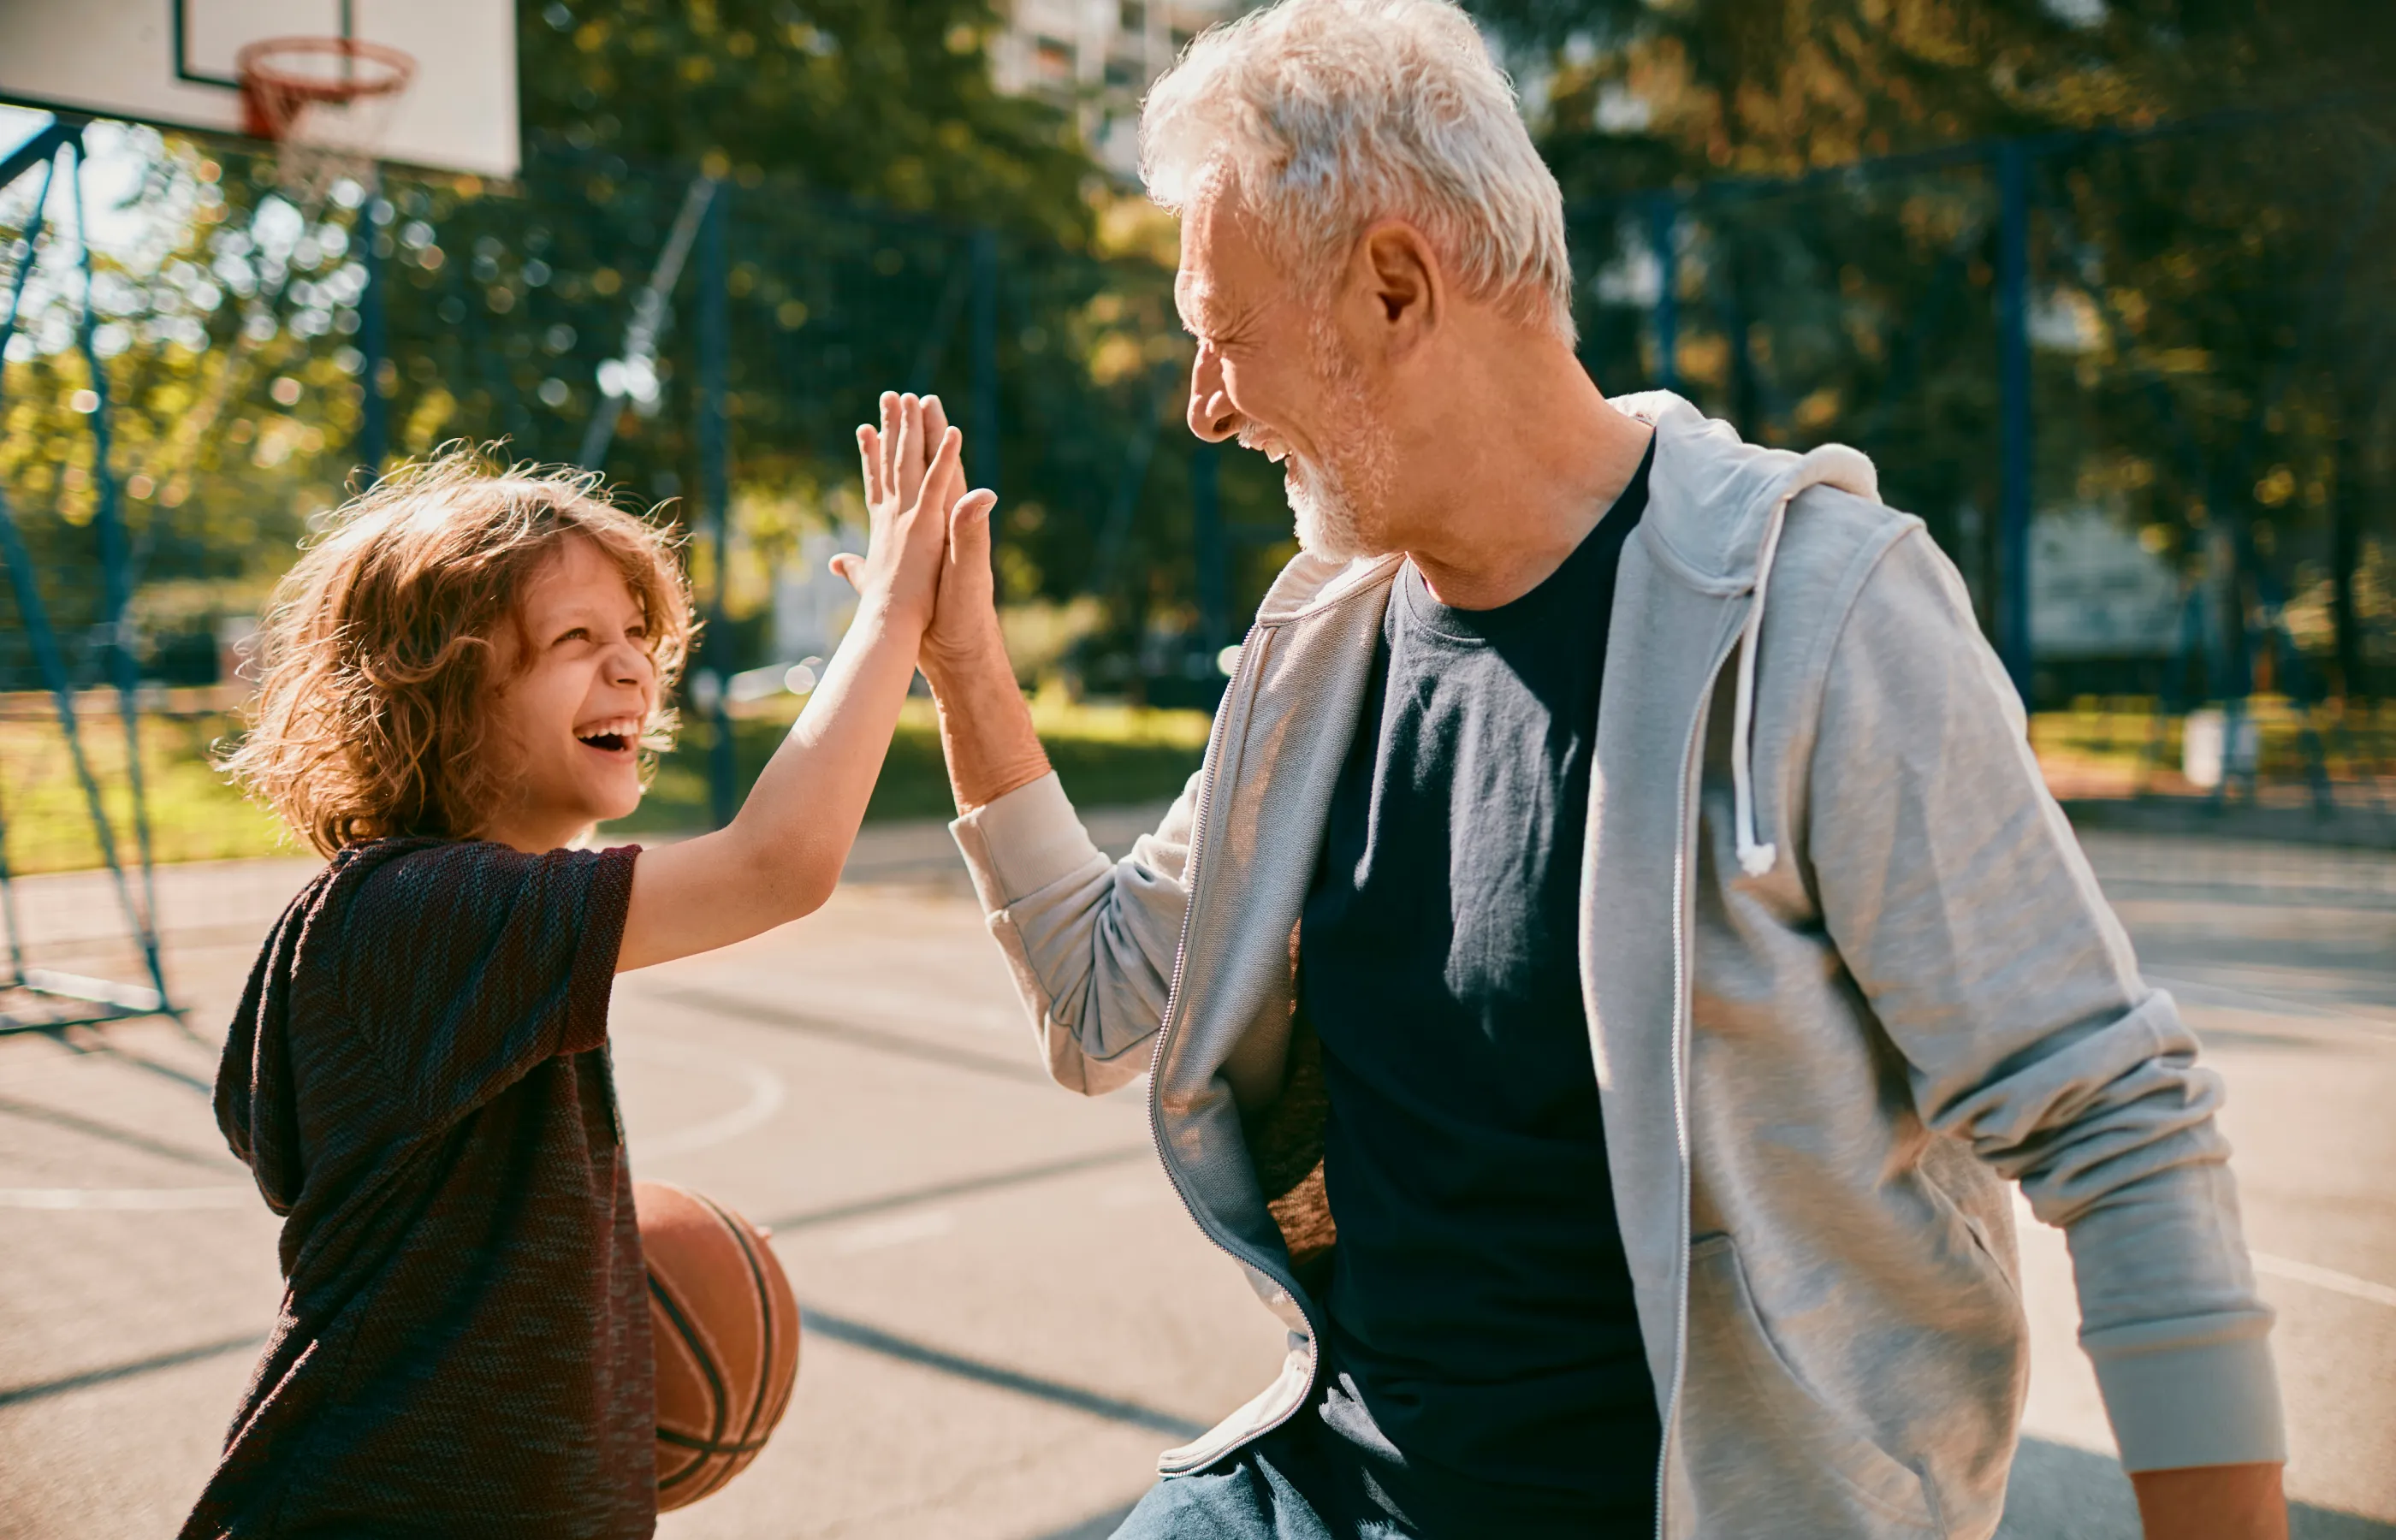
<box><xmin>635</xmin><ymin>1181</ymin><xmax>802</xmax><ymax>1511</ymax></box>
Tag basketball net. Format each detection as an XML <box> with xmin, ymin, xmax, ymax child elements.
<box><xmin>134</xmin><ymin>36</ymin><xmax>418</xmax><ymax>508</ymax></box>
<box><xmin>236</xmin><ymin>35</ymin><xmax>416</xmax><ymax>212</ymax></box>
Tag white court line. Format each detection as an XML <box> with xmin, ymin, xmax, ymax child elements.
<box><xmin>827</xmin><ymin>1210</ymin><xmax>956</xmax><ymax>1253</ymax></box>
<box><xmin>0</xmin><ymin>1040</ymin><xmax>786</xmax><ymax>1208</ymax></box>
<box><xmin>2252</xmin><ymin>1252</ymin><xmax>2396</xmax><ymax>1310</ymax></box>
<box><xmin>0</xmin><ymin>1186</ymin><xmax>253</xmax><ymax>1210</ymax></box>
<box><xmin>613</xmin><ymin>1034</ymin><xmax>787</xmax><ymax>1160</ymax></box>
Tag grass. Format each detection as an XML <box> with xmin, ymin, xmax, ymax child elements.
<box><xmin>10</xmin><ymin>689</ymin><xmax>2386</xmax><ymax>878</ymax></box>
<box><xmin>0</xmin><ymin>691</ymin><xmax>1211</xmax><ymax>876</ymax></box>
<box><xmin>602</xmin><ymin>692</ymin><xmax>1210</xmax><ymax>836</ymax></box>
<box><xmin>0</xmin><ymin>704</ymin><xmax>292</xmax><ymax>875</ymax></box>
<box><xmin>2028</xmin><ymin>696</ymin><xmax>2396</xmax><ymax>798</ymax></box>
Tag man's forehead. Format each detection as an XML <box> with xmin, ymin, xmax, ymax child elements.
<box><xmin>1173</xmin><ymin>188</ymin><xmax>1260</xmax><ymax>329</ymax></box>
<box><xmin>1175</xmin><ymin>270</ymin><xmax>1223</xmax><ymax>330</ymax></box>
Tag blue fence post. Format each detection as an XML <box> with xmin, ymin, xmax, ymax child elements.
<box><xmin>697</xmin><ymin>178</ymin><xmax>738</xmax><ymax>831</ymax></box>
<box><xmin>357</xmin><ymin>180</ymin><xmax>390</xmax><ymax>483</ymax></box>
<box><xmin>970</xmin><ymin>228</ymin><xmax>999</xmax><ymax>502</ymax></box>
<box><xmin>1995</xmin><ymin>140</ymin><xmax>2035</xmax><ymax>702</ymax></box>
<box><xmin>1650</xmin><ymin>194</ymin><xmax>1680</xmax><ymax>394</ymax></box>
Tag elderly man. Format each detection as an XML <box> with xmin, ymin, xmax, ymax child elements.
<box><xmin>894</xmin><ymin>0</ymin><xmax>2287</xmax><ymax>1534</ymax></box>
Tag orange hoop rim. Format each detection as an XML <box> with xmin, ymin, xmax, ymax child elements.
<box><xmin>236</xmin><ymin>35</ymin><xmax>416</xmax><ymax>139</ymax></box>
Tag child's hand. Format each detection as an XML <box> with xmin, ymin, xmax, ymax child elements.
<box><xmin>831</xmin><ymin>393</ymin><xmax>989</xmax><ymax>631</ymax></box>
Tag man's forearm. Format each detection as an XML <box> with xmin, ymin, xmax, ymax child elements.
<box><xmin>924</xmin><ymin>642</ymin><xmax>1052</xmax><ymax>812</ymax></box>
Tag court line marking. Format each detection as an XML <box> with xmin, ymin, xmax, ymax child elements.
<box><xmin>612</xmin><ymin>1034</ymin><xmax>787</xmax><ymax>1160</ymax></box>
<box><xmin>0</xmin><ymin>1040</ymin><xmax>786</xmax><ymax>1207</ymax></box>
<box><xmin>797</xmin><ymin>1304</ymin><xmax>1206</xmax><ymax>1440</ymax></box>
<box><xmin>827</xmin><ymin>1209</ymin><xmax>956</xmax><ymax>1253</ymax></box>
<box><xmin>757</xmin><ymin>1146</ymin><xmax>1149</xmax><ymax>1233</ymax></box>
<box><xmin>2251</xmin><ymin>1252</ymin><xmax>2396</xmax><ymax>1311</ymax></box>
<box><xmin>0</xmin><ymin>1331</ymin><xmax>268</xmax><ymax>1408</ymax></box>
<box><xmin>0</xmin><ymin>1185</ymin><xmax>252</xmax><ymax>1210</ymax></box>
<box><xmin>628</xmin><ymin>983</ymin><xmax>1053</xmax><ymax>1086</ymax></box>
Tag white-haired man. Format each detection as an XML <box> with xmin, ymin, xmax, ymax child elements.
<box><xmin>899</xmin><ymin>1</ymin><xmax>2288</xmax><ymax>1534</ymax></box>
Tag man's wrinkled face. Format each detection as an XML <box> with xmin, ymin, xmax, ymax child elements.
<box><xmin>1177</xmin><ymin>186</ymin><xmax>1396</xmax><ymax>560</ymax></box>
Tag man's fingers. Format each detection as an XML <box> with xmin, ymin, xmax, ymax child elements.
<box><xmin>922</xmin><ymin>427</ymin><xmax>964</xmax><ymax>513</ymax></box>
<box><xmin>922</xmin><ymin>395</ymin><xmax>970</xmax><ymax>495</ymax></box>
<box><xmin>948</xmin><ymin>488</ymin><xmax>998</xmax><ymax>548</ymax></box>
<box><xmin>877</xmin><ymin>391</ymin><xmax>900</xmax><ymax>491</ymax></box>
<box><xmin>856</xmin><ymin>425</ymin><xmax>885</xmax><ymax>510</ymax></box>
<box><xmin>827</xmin><ymin>552</ymin><xmax>863</xmax><ymax>592</ymax></box>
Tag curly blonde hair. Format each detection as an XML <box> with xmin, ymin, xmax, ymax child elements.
<box><xmin>222</xmin><ymin>446</ymin><xmax>695</xmax><ymax>858</ymax></box>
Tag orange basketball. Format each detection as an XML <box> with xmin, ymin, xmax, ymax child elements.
<box><xmin>635</xmin><ymin>1181</ymin><xmax>802</xmax><ymax>1511</ymax></box>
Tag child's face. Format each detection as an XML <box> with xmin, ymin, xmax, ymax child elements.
<box><xmin>485</xmin><ymin>535</ymin><xmax>659</xmax><ymax>850</ymax></box>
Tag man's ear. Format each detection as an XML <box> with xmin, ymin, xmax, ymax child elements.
<box><xmin>1355</xmin><ymin>221</ymin><xmax>1441</xmax><ymax>358</ymax></box>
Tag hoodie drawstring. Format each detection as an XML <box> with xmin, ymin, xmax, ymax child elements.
<box><xmin>1731</xmin><ymin>494</ymin><xmax>1792</xmax><ymax>878</ymax></box>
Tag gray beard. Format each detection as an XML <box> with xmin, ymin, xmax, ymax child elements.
<box><xmin>1284</xmin><ymin>328</ymin><xmax>1397</xmax><ymax>561</ymax></box>
<box><xmin>1287</xmin><ymin>455</ymin><xmax>1375</xmax><ymax>560</ymax></box>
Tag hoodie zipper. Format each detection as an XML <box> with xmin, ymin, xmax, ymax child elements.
<box><xmin>1143</xmin><ymin>622</ymin><xmax>1325</xmax><ymax>1461</ymax></box>
<box><xmin>1651</xmin><ymin>615</ymin><xmax>1748</xmax><ymax>1540</ymax></box>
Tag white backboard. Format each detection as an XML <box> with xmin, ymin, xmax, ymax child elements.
<box><xmin>0</xmin><ymin>0</ymin><xmax>519</xmax><ymax>178</ymax></box>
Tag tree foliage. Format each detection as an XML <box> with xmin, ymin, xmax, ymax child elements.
<box><xmin>1482</xmin><ymin>0</ymin><xmax>2396</xmax><ymax>695</ymax></box>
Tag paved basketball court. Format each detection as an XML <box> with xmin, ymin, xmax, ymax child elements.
<box><xmin>1</xmin><ymin>814</ymin><xmax>2390</xmax><ymax>1538</ymax></box>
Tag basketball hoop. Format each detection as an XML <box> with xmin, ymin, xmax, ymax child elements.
<box><xmin>236</xmin><ymin>35</ymin><xmax>416</xmax><ymax>204</ymax></box>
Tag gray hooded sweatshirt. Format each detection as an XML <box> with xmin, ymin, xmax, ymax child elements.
<box><xmin>946</xmin><ymin>392</ymin><xmax>2284</xmax><ymax>1539</ymax></box>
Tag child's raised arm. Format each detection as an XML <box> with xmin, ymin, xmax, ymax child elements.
<box><xmin>616</xmin><ymin>392</ymin><xmax>991</xmax><ymax>971</ymax></box>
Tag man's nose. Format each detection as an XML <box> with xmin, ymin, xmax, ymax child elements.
<box><xmin>1187</xmin><ymin>346</ymin><xmax>1240</xmax><ymax>443</ymax></box>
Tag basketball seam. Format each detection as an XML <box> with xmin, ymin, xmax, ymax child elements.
<box><xmin>689</xmin><ymin>1189</ymin><xmax>780</xmax><ymax>1502</ymax></box>
<box><xmin>648</xmin><ymin>1273</ymin><xmax>731</xmax><ymax>1492</ymax></box>
<box><xmin>656</xmin><ymin>1428</ymin><xmax>775</xmax><ymax>1454</ymax></box>
<box><xmin>694</xmin><ymin>1192</ymin><xmax>778</xmax><ymax>1445</ymax></box>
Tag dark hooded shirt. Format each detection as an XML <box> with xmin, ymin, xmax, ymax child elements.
<box><xmin>183</xmin><ymin>838</ymin><xmax>652</xmax><ymax>1540</ymax></box>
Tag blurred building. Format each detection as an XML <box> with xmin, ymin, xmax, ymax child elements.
<box><xmin>988</xmin><ymin>0</ymin><xmax>1247</xmax><ymax>179</ymax></box>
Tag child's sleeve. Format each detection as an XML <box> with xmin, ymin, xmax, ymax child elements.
<box><xmin>339</xmin><ymin>841</ymin><xmax>639</xmax><ymax>1129</ymax></box>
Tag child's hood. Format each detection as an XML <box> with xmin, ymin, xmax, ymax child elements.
<box><xmin>216</xmin><ymin>867</ymin><xmax>329</xmax><ymax>1215</ymax></box>
<box><xmin>215</xmin><ymin>844</ymin><xmax>402</xmax><ymax>1214</ymax></box>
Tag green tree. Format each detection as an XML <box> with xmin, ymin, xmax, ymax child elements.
<box><xmin>1474</xmin><ymin>0</ymin><xmax>2396</xmax><ymax>696</ymax></box>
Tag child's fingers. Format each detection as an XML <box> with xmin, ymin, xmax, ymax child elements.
<box><xmin>897</xmin><ymin>394</ymin><xmax>925</xmax><ymax>489</ymax></box>
<box><xmin>856</xmin><ymin>425</ymin><xmax>885</xmax><ymax>509</ymax></box>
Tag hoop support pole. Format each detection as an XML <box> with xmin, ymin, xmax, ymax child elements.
<box><xmin>0</xmin><ymin>122</ymin><xmax>179</xmax><ymax>1032</ymax></box>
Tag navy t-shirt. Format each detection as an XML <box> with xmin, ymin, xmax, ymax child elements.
<box><xmin>1292</xmin><ymin>438</ymin><xmax>1659</xmax><ymax>1536</ymax></box>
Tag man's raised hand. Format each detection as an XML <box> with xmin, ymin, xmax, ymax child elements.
<box><xmin>915</xmin><ymin>394</ymin><xmax>1005</xmax><ymax>686</ymax></box>
<box><xmin>830</xmin><ymin>392</ymin><xmax>994</xmax><ymax>631</ymax></box>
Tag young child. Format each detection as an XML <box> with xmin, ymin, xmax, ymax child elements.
<box><xmin>182</xmin><ymin>395</ymin><xmax>989</xmax><ymax>1540</ymax></box>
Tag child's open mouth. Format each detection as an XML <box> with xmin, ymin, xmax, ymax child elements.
<box><xmin>575</xmin><ymin>716</ymin><xmax>643</xmax><ymax>755</ymax></box>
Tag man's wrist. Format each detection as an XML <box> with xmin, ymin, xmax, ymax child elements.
<box><xmin>921</xmin><ymin>634</ymin><xmax>1014</xmax><ymax>699</ymax></box>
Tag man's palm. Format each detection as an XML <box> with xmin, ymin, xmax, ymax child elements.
<box><xmin>919</xmin><ymin>395</ymin><xmax>1004</xmax><ymax>677</ymax></box>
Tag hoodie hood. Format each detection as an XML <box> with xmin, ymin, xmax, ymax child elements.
<box><xmin>1240</xmin><ymin>388</ymin><xmax>1881</xmax><ymax>880</ymax></box>
<box><xmin>1609</xmin><ymin>390</ymin><xmax>1879</xmax><ymax>593</ymax></box>
<box><xmin>1611</xmin><ymin>390</ymin><xmax>1880</xmax><ymax>875</ymax></box>
<box><xmin>219</xmin><ymin>889</ymin><xmax>308</xmax><ymax>1216</ymax></box>
<box><xmin>216</xmin><ymin>840</ymin><xmax>428</xmax><ymax>1217</ymax></box>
